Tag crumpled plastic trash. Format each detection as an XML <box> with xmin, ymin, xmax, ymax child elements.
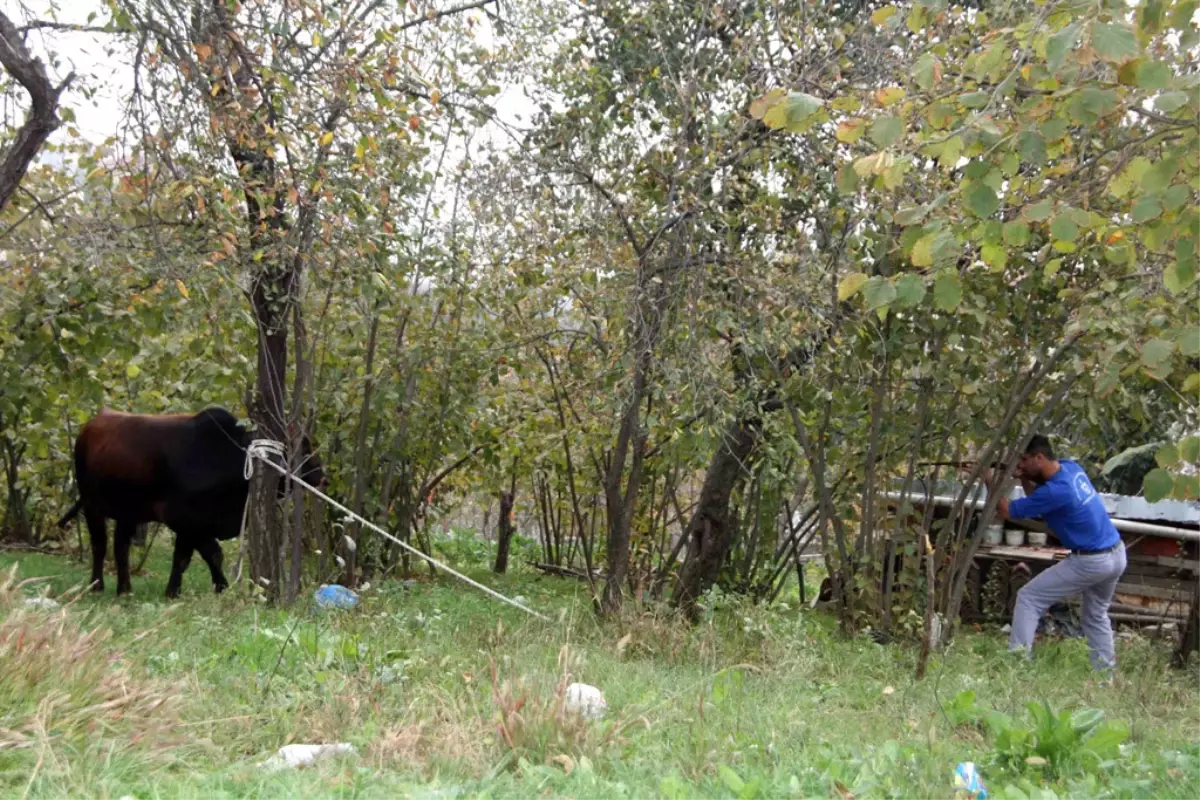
<box><xmin>564</xmin><ymin>682</ymin><xmax>607</xmax><ymax>719</ymax></box>
<box><xmin>259</xmin><ymin>743</ymin><xmax>357</xmax><ymax>770</ymax></box>
<box><xmin>23</xmin><ymin>597</ymin><xmax>61</xmax><ymax>611</ymax></box>
<box><xmin>953</xmin><ymin>761</ymin><xmax>988</xmax><ymax>799</ymax></box>
<box><xmin>313</xmin><ymin>584</ymin><xmax>359</xmax><ymax>609</ymax></box>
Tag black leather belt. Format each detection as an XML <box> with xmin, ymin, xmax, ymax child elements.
<box><xmin>1070</xmin><ymin>542</ymin><xmax>1120</xmax><ymax>556</ymax></box>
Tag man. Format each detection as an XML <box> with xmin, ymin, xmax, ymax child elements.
<box><xmin>991</xmin><ymin>435</ymin><xmax>1127</xmax><ymax>673</ymax></box>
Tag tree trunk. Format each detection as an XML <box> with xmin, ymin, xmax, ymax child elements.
<box><xmin>493</xmin><ymin>486</ymin><xmax>517</xmax><ymax>574</ymax></box>
<box><xmin>1172</xmin><ymin>579</ymin><xmax>1199</xmax><ymax>669</ymax></box>
<box><xmin>493</xmin><ymin>493</ymin><xmax>515</xmax><ymax>574</ymax></box>
<box><xmin>344</xmin><ymin>315</ymin><xmax>380</xmax><ymax>587</ymax></box>
<box><xmin>672</xmin><ymin>416</ymin><xmax>761</xmax><ymax>618</ymax></box>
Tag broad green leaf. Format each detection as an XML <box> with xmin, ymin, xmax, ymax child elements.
<box><xmin>871</xmin><ymin>116</ymin><xmax>904</xmax><ymax>147</ymax></box>
<box><xmin>1143</xmin><ymin>469</ymin><xmax>1175</xmax><ymax>503</ymax></box>
<box><xmin>1045</xmin><ymin>258</ymin><xmax>1063</xmax><ymax>279</ymax></box>
<box><xmin>895</xmin><ymin>206</ymin><xmax>927</xmax><ymax>226</ymax></box>
<box><xmin>1003</xmin><ymin>222</ymin><xmax>1031</xmax><ymax>246</ymax></box>
<box><xmin>1025</xmin><ymin>200</ymin><xmax>1053</xmax><ymax>222</ymax></box>
<box><xmin>894</xmin><ymin>273</ymin><xmax>926</xmax><ymax>308</ymax></box>
<box><xmin>761</xmin><ymin>91</ymin><xmax>824</xmax><ymax>131</ymax></box>
<box><xmin>749</xmin><ymin>88</ymin><xmax>786</xmax><ymax>120</ymax></box>
<box><xmin>982</xmin><ymin>242</ymin><xmax>1007</xmax><ymax>270</ymax></box>
<box><xmin>959</xmin><ymin>91</ymin><xmax>990</xmax><ymax>109</ymax></box>
<box><xmin>1018</xmin><ymin>130</ymin><xmax>1046</xmax><ymax>166</ymax></box>
<box><xmin>940</xmin><ymin>136</ymin><xmax>964</xmax><ymax>170</ymax></box>
<box><xmin>1180</xmin><ymin>437</ymin><xmax>1200</xmax><ymax>464</ymax></box>
<box><xmin>1184</xmin><ymin>373</ymin><xmax>1200</xmax><ymax>395</ymax></box>
<box><xmin>1177</xmin><ymin>325</ymin><xmax>1200</xmax><ymax>358</ymax></box>
<box><xmin>966</xmin><ymin>182</ymin><xmax>1000</xmax><ymax>218</ymax></box>
<box><xmin>838</xmin><ymin>272</ymin><xmax>870</xmax><ymax>301</ymax></box>
<box><xmin>1091</xmin><ymin>21</ymin><xmax>1139</xmax><ymax>63</ymax></box>
<box><xmin>933</xmin><ymin>272</ymin><xmax>962</xmax><ymax>311</ymax></box>
<box><xmin>1164</xmin><ymin>252</ymin><xmax>1197</xmax><ymax>294</ymax></box>
<box><xmin>914</xmin><ymin>53</ymin><xmax>941</xmax><ymax>91</ymax></box>
<box><xmin>836</xmin><ymin>163</ymin><xmax>859</xmax><ymax>194</ymax></box>
<box><xmin>1142</xmin><ymin>157</ymin><xmax>1177</xmax><ymax>192</ymax></box>
<box><xmin>1141</xmin><ymin>337</ymin><xmax>1175</xmax><ymax>368</ymax></box>
<box><xmin>1156</xmin><ymin>443</ymin><xmax>1180</xmax><ymax>469</ymax></box>
<box><xmin>875</xmin><ymin>86</ymin><xmax>907</xmax><ymax>107</ymax></box>
<box><xmin>864</xmin><ymin>276</ymin><xmax>897</xmax><ymax>310</ymax></box>
<box><xmin>1163</xmin><ymin>184</ymin><xmax>1191</xmax><ymax>212</ymax></box>
<box><xmin>1046</xmin><ymin>21</ymin><xmax>1082</xmax><ymax>73</ymax></box>
<box><xmin>1174</xmin><ymin>474</ymin><xmax>1200</xmax><ymax>501</ymax></box>
<box><xmin>1156</xmin><ymin>91</ymin><xmax>1189</xmax><ymax>112</ymax></box>
<box><xmin>1135</xmin><ymin>60</ymin><xmax>1173</xmax><ymax>90</ymax></box>
<box><xmin>1049</xmin><ymin>215</ymin><xmax>1079</xmax><ymax>242</ymax></box>
<box><xmin>126</xmin><ymin>363</ymin><xmax>141</xmax><ymax>378</ymax></box>
<box><xmin>1131</xmin><ymin>195</ymin><xmax>1163</xmax><ymax>223</ymax></box>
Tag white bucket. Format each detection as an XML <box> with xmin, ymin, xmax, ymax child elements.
<box><xmin>984</xmin><ymin>525</ymin><xmax>1004</xmax><ymax>546</ymax></box>
<box><xmin>1005</xmin><ymin>529</ymin><xmax>1025</xmax><ymax>547</ymax></box>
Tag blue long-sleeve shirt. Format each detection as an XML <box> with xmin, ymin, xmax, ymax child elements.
<box><xmin>1008</xmin><ymin>460</ymin><xmax>1120</xmax><ymax>551</ymax></box>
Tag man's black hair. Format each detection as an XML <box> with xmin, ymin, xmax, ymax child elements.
<box><xmin>1024</xmin><ymin>434</ymin><xmax>1056</xmax><ymax>460</ymax></box>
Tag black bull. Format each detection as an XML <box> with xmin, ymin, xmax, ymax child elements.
<box><xmin>56</xmin><ymin>407</ymin><xmax>325</xmax><ymax>597</ymax></box>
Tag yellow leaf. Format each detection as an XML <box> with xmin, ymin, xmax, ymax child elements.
<box><xmin>311</xmin><ymin>31</ymin><xmax>323</xmax><ymax>47</ymax></box>
<box><xmin>126</xmin><ymin>364</ymin><xmax>141</xmax><ymax>379</ymax></box>
<box><xmin>319</xmin><ymin>131</ymin><xmax>334</xmax><ymax>147</ymax></box>
<box><xmin>431</xmin><ymin>89</ymin><xmax>441</xmax><ymax>105</ymax></box>
<box><xmin>193</xmin><ymin>43</ymin><xmax>212</xmax><ymax>62</ymax></box>
<box><xmin>871</xmin><ymin>5</ymin><xmax>898</xmax><ymax>25</ymax></box>
<box><xmin>838</xmin><ymin>272</ymin><xmax>869</xmax><ymax>301</ymax></box>
<box><xmin>875</xmin><ymin>86</ymin><xmax>907</xmax><ymax>106</ymax></box>
<box><xmin>835</xmin><ymin>118</ymin><xmax>867</xmax><ymax>144</ymax></box>
<box><xmin>912</xmin><ymin>234</ymin><xmax>936</xmax><ymax>267</ymax></box>
<box><xmin>175</xmin><ymin>279</ymin><xmax>189</xmax><ymax>299</ymax></box>
<box><xmin>749</xmin><ymin>88</ymin><xmax>786</xmax><ymax>120</ymax></box>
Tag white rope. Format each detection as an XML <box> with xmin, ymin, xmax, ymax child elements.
<box><xmin>232</xmin><ymin>439</ymin><xmax>288</xmax><ymax>585</ymax></box>
<box><xmin>245</xmin><ymin>448</ymin><xmax>549</xmax><ymax>622</ymax></box>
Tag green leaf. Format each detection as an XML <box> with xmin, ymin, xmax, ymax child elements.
<box><xmin>1157</xmin><ymin>443</ymin><xmax>1180</xmax><ymax>469</ymax></box>
<box><xmin>1004</xmin><ymin>222</ymin><xmax>1031</xmax><ymax>246</ymax></box>
<box><xmin>1049</xmin><ymin>215</ymin><xmax>1079</xmax><ymax>242</ymax></box>
<box><xmin>719</xmin><ymin>766</ymin><xmax>745</xmax><ymax>795</ymax></box>
<box><xmin>126</xmin><ymin>364</ymin><xmax>141</xmax><ymax>378</ymax></box>
<box><xmin>836</xmin><ymin>163</ymin><xmax>859</xmax><ymax>194</ymax></box>
<box><xmin>959</xmin><ymin>91</ymin><xmax>990</xmax><ymax>109</ymax></box>
<box><xmin>1131</xmin><ymin>195</ymin><xmax>1163</xmax><ymax>223</ymax></box>
<box><xmin>982</xmin><ymin>242</ymin><xmax>1007</xmax><ymax>270</ymax></box>
<box><xmin>1141</xmin><ymin>337</ymin><xmax>1175</xmax><ymax>369</ymax></box>
<box><xmin>1162</xmin><ymin>184</ymin><xmax>1191</xmax><ymax>212</ymax></box>
<box><xmin>871</xmin><ymin>116</ymin><xmax>905</xmax><ymax>148</ymax></box>
<box><xmin>1165</xmin><ymin>256</ymin><xmax>1197</xmax><ymax>294</ymax></box>
<box><xmin>838</xmin><ymin>272</ymin><xmax>870</xmax><ymax>301</ymax></box>
<box><xmin>912</xmin><ymin>234</ymin><xmax>936</xmax><ymax>267</ymax></box>
<box><xmin>1025</xmin><ymin>200</ymin><xmax>1054</xmax><ymax>222</ymax></box>
<box><xmin>1143</xmin><ymin>469</ymin><xmax>1175</xmax><ymax>503</ymax></box>
<box><xmin>893</xmin><ymin>273</ymin><xmax>926</xmax><ymax>308</ymax></box>
<box><xmin>1173</xmin><ymin>474</ymin><xmax>1200</xmax><ymax>501</ymax></box>
<box><xmin>1177</xmin><ymin>325</ymin><xmax>1200</xmax><ymax>358</ymax></box>
<box><xmin>761</xmin><ymin>91</ymin><xmax>825</xmax><ymax>132</ymax></box>
<box><xmin>1135</xmin><ymin>60</ymin><xmax>1173</xmax><ymax>90</ymax></box>
<box><xmin>940</xmin><ymin>136</ymin><xmax>964</xmax><ymax>170</ymax></box>
<box><xmin>1084</xmin><ymin>720</ymin><xmax>1130</xmax><ymax>759</ymax></box>
<box><xmin>1018</xmin><ymin>130</ymin><xmax>1047</xmax><ymax>166</ymax></box>
<box><xmin>1046</xmin><ymin>21</ymin><xmax>1082</xmax><ymax>73</ymax></box>
<box><xmin>1156</xmin><ymin>91</ymin><xmax>1189</xmax><ymax>112</ymax></box>
<box><xmin>1184</xmin><ymin>373</ymin><xmax>1200</xmax><ymax>395</ymax></box>
<box><xmin>1091</xmin><ymin>21</ymin><xmax>1139</xmax><ymax>63</ymax></box>
<box><xmin>864</xmin><ymin>276</ymin><xmax>897</xmax><ymax>310</ymax></box>
<box><xmin>914</xmin><ymin>53</ymin><xmax>940</xmax><ymax>91</ymax></box>
<box><xmin>933</xmin><ymin>272</ymin><xmax>962</xmax><ymax>311</ymax></box>
<box><xmin>1181</xmin><ymin>437</ymin><xmax>1200</xmax><ymax>464</ymax></box>
<box><xmin>966</xmin><ymin>182</ymin><xmax>1000</xmax><ymax>218</ymax></box>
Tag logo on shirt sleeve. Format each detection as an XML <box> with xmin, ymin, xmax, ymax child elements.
<box><xmin>1073</xmin><ymin>473</ymin><xmax>1097</xmax><ymax>505</ymax></box>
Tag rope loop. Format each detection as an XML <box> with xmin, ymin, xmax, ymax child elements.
<box><xmin>244</xmin><ymin>438</ymin><xmax>286</xmax><ymax>480</ymax></box>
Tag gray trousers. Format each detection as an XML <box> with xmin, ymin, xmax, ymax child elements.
<box><xmin>1008</xmin><ymin>542</ymin><xmax>1127</xmax><ymax>670</ymax></box>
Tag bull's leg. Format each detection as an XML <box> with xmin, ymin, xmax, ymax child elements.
<box><xmin>85</xmin><ymin>508</ymin><xmax>107</xmax><ymax>592</ymax></box>
<box><xmin>166</xmin><ymin>536</ymin><xmax>194</xmax><ymax>599</ymax></box>
<box><xmin>114</xmin><ymin>520</ymin><xmax>137</xmax><ymax>595</ymax></box>
<box><xmin>194</xmin><ymin>537</ymin><xmax>228</xmax><ymax>594</ymax></box>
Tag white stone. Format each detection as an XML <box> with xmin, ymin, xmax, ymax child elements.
<box><xmin>259</xmin><ymin>743</ymin><xmax>357</xmax><ymax>770</ymax></box>
<box><xmin>564</xmin><ymin>682</ymin><xmax>607</xmax><ymax>719</ymax></box>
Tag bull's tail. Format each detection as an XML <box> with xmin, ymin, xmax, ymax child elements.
<box><xmin>56</xmin><ymin>497</ymin><xmax>83</xmax><ymax>528</ymax></box>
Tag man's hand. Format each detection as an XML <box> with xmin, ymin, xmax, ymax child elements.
<box><xmin>997</xmin><ymin>496</ymin><xmax>1011</xmax><ymax>521</ymax></box>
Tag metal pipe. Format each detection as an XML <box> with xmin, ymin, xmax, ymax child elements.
<box><xmin>881</xmin><ymin>491</ymin><xmax>1200</xmax><ymax>542</ymax></box>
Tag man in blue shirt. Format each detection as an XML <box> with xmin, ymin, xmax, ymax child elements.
<box><xmin>992</xmin><ymin>435</ymin><xmax>1127</xmax><ymax>672</ymax></box>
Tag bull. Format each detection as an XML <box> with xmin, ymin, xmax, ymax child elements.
<box><xmin>56</xmin><ymin>407</ymin><xmax>325</xmax><ymax>598</ymax></box>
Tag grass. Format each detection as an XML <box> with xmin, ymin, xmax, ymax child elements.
<box><xmin>0</xmin><ymin>538</ymin><xmax>1197</xmax><ymax>800</ymax></box>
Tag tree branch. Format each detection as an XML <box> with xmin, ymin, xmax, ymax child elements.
<box><xmin>0</xmin><ymin>10</ymin><xmax>75</xmax><ymax>213</ymax></box>
<box><xmin>398</xmin><ymin>0</ymin><xmax>498</xmax><ymax>33</ymax></box>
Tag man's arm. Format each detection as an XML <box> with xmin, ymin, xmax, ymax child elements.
<box><xmin>1006</xmin><ymin>481</ymin><xmax>1070</xmax><ymax>521</ymax></box>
